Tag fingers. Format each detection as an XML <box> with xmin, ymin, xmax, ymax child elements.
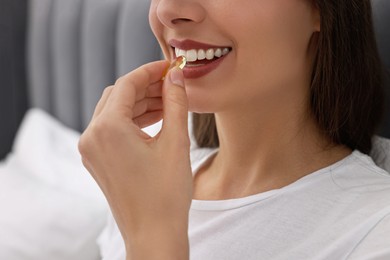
<box><xmin>144</xmin><ymin>81</ymin><xmax>163</xmax><ymax>99</ymax></box>
<box><xmin>133</xmin><ymin>97</ymin><xmax>163</xmax><ymax>119</ymax></box>
<box><xmin>133</xmin><ymin>110</ymin><xmax>163</xmax><ymax>129</ymax></box>
<box><xmin>92</xmin><ymin>80</ymin><xmax>163</xmax><ymax>122</ymax></box>
<box><xmin>91</xmin><ymin>86</ymin><xmax>114</xmax><ymax>120</ymax></box>
<box><xmin>160</xmin><ymin>67</ymin><xmax>190</xmax><ymax>147</ymax></box>
<box><xmin>104</xmin><ymin>60</ymin><xmax>169</xmax><ymax>119</ymax></box>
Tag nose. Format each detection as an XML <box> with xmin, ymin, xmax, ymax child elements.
<box><xmin>156</xmin><ymin>0</ymin><xmax>206</xmax><ymax>28</ymax></box>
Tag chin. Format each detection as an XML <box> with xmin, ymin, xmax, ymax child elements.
<box><xmin>187</xmin><ymin>97</ymin><xmax>217</xmax><ymax>114</ymax></box>
<box><xmin>185</xmin><ymin>87</ymin><xmax>214</xmax><ymax>113</ymax></box>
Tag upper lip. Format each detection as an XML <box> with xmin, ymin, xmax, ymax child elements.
<box><xmin>169</xmin><ymin>39</ymin><xmax>231</xmax><ymax>51</ymax></box>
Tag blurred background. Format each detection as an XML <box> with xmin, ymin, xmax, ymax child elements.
<box><xmin>0</xmin><ymin>1</ymin><xmax>163</xmax><ymax>259</ymax></box>
<box><xmin>0</xmin><ymin>0</ymin><xmax>28</xmax><ymax>159</ymax></box>
<box><xmin>0</xmin><ymin>0</ymin><xmax>164</xmax><ymax>160</ymax></box>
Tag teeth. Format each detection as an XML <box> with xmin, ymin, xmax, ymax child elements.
<box><xmin>178</xmin><ymin>49</ymin><xmax>186</xmax><ymax>57</ymax></box>
<box><xmin>174</xmin><ymin>47</ymin><xmax>231</xmax><ymax>62</ymax></box>
<box><xmin>214</xmin><ymin>48</ymin><xmax>222</xmax><ymax>58</ymax></box>
<box><xmin>222</xmin><ymin>48</ymin><xmax>229</xmax><ymax>55</ymax></box>
<box><xmin>206</xmin><ymin>49</ymin><xmax>214</xmax><ymax>60</ymax></box>
<box><xmin>197</xmin><ymin>49</ymin><xmax>206</xmax><ymax>60</ymax></box>
<box><xmin>186</xmin><ymin>50</ymin><xmax>198</xmax><ymax>62</ymax></box>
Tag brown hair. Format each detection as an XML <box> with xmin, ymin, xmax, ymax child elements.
<box><xmin>193</xmin><ymin>0</ymin><xmax>384</xmax><ymax>154</ymax></box>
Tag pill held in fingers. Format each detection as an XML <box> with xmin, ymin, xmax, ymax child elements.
<box><xmin>172</xmin><ymin>55</ymin><xmax>187</xmax><ymax>70</ymax></box>
<box><xmin>162</xmin><ymin>56</ymin><xmax>187</xmax><ymax>80</ymax></box>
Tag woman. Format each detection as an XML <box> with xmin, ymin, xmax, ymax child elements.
<box><xmin>79</xmin><ymin>0</ymin><xmax>390</xmax><ymax>259</ymax></box>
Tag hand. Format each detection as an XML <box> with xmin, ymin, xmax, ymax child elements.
<box><xmin>78</xmin><ymin>60</ymin><xmax>192</xmax><ymax>259</ymax></box>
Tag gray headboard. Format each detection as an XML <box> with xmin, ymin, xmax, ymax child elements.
<box><xmin>27</xmin><ymin>0</ymin><xmax>161</xmax><ymax>131</ymax></box>
<box><xmin>373</xmin><ymin>0</ymin><xmax>390</xmax><ymax>136</ymax></box>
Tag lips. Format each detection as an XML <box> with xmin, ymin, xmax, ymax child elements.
<box><xmin>168</xmin><ymin>39</ymin><xmax>232</xmax><ymax>79</ymax></box>
<box><xmin>175</xmin><ymin>47</ymin><xmax>230</xmax><ymax>62</ymax></box>
<box><xmin>169</xmin><ymin>39</ymin><xmax>231</xmax><ymax>51</ymax></box>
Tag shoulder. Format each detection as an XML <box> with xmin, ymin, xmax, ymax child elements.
<box><xmin>326</xmin><ymin>150</ymin><xmax>390</xmax><ymax>223</ymax></box>
<box><xmin>331</xmin><ymin>150</ymin><xmax>390</xmax><ymax>194</ymax></box>
<box><xmin>347</xmin><ymin>212</ymin><xmax>390</xmax><ymax>259</ymax></box>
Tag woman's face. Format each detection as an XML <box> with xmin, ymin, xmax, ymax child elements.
<box><xmin>149</xmin><ymin>0</ymin><xmax>320</xmax><ymax>114</ymax></box>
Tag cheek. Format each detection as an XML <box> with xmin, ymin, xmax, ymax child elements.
<box><xmin>149</xmin><ymin>0</ymin><xmax>168</xmax><ymax>57</ymax></box>
<box><xmin>148</xmin><ymin>1</ymin><xmax>160</xmax><ymax>39</ymax></box>
<box><xmin>175</xmin><ymin>0</ymin><xmax>316</xmax><ymax>113</ymax></box>
<box><xmin>233</xmin><ymin>2</ymin><xmax>315</xmax><ymax>93</ymax></box>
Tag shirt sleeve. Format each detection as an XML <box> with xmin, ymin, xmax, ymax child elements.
<box><xmin>347</xmin><ymin>214</ymin><xmax>390</xmax><ymax>259</ymax></box>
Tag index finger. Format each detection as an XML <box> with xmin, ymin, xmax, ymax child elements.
<box><xmin>104</xmin><ymin>60</ymin><xmax>170</xmax><ymax>119</ymax></box>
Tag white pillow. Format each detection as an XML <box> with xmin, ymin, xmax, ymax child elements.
<box><xmin>0</xmin><ymin>109</ymin><xmax>108</xmax><ymax>260</ymax></box>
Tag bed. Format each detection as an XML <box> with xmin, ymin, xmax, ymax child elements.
<box><xmin>0</xmin><ymin>0</ymin><xmax>389</xmax><ymax>259</ymax></box>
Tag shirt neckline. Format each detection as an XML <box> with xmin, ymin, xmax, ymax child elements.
<box><xmin>191</xmin><ymin>149</ymin><xmax>359</xmax><ymax>211</ymax></box>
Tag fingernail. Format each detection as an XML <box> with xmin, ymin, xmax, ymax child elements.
<box><xmin>169</xmin><ymin>67</ymin><xmax>185</xmax><ymax>88</ymax></box>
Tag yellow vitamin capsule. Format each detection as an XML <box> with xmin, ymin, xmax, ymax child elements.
<box><xmin>173</xmin><ymin>55</ymin><xmax>187</xmax><ymax>70</ymax></box>
<box><xmin>162</xmin><ymin>55</ymin><xmax>187</xmax><ymax>80</ymax></box>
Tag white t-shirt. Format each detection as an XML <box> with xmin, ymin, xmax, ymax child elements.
<box><xmin>98</xmin><ymin>148</ymin><xmax>390</xmax><ymax>260</ymax></box>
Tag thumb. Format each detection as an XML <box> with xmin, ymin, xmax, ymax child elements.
<box><xmin>160</xmin><ymin>67</ymin><xmax>190</xmax><ymax>146</ymax></box>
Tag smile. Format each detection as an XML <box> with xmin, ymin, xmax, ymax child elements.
<box><xmin>169</xmin><ymin>39</ymin><xmax>232</xmax><ymax>79</ymax></box>
<box><xmin>175</xmin><ymin>47</ymin><xmax>231</xmax><ymax>63</ymax></box>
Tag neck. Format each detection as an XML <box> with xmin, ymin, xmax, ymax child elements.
<box><xmin>193</xmin><ymin>94</ymin><xmax>351</xmax><ymax>200</ymax></box>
